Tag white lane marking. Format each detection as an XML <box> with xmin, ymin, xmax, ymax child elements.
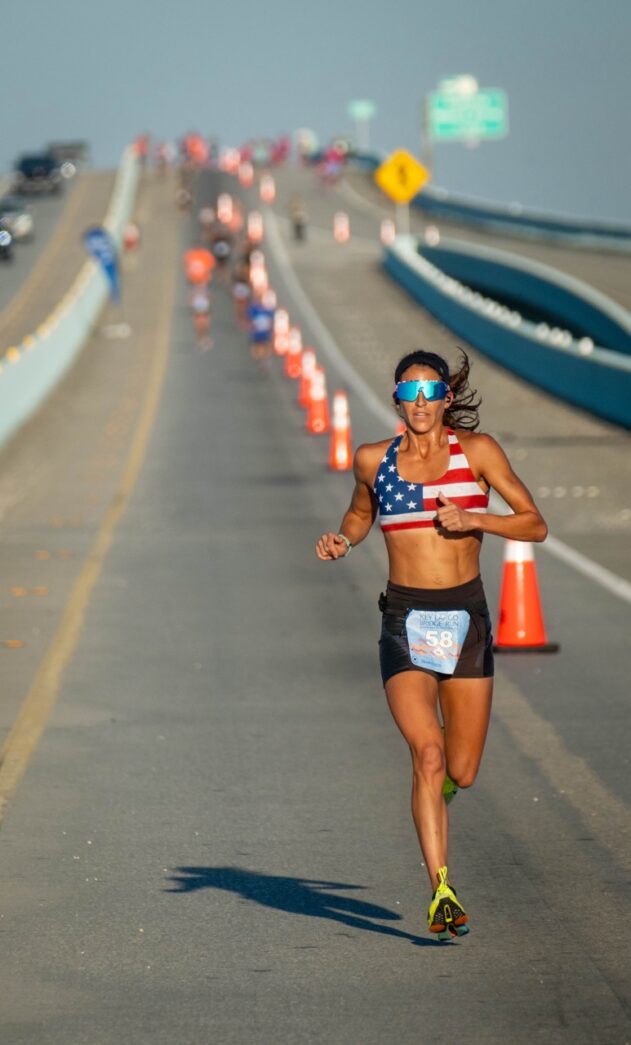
<box><xmin>543</xmin><ymin>534</ymin><xmax>631</xmax><ymax>603</ymax></box>
<box><xmin>101</xmin><ymin>322</ymin><xmax>132</xmax><ymax>339</ymax></box>
<box><xmin>264</xmin><ymin>207</ymin><xmax>631</xmax><ymax>608</ymax></box>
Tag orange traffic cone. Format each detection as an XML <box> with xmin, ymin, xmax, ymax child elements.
<box><xmin>274</xmin><ymin>309</ymin><xmax>290</xmax><ymax>356</ymax></box>
<box><xmin>334</xmin><ymin>211</ymin><xmax>350</xmax><ymax>243</ymax></box>
<box><xmin>395</xmin><ymin>420</ymin><xmax>407</xmax><ymax>435</ymax></box>
<box><xmin>122</xmin><ymin>222</ymin><xmax>141</xmax><ymax>251</ymax></box>
<box><xmin>275</xmin><ymin>332</ymin><xmax>289</xmax><ymax>356</ymax></box>
<box><xmin>284</xmin><ymin>327</ymin><xmax>302</xmax><ymax>379</ymax></box>
<box><xmin>494</xmin><ymin>541</ymin><xmax>559</xmax><ymax>652</ymax></box>
<box><xmin>306</xmin><ymin>367</ymin><xmax>330</xmax><ymax>434</ymax></box>
<box><xmin>329</xmin><ymin>390</ymin><xmax>353</xmax><ymax>470</ymax></box>
<box><xmin>298</xmin><ymin>349</ymin><xmax>317</xmax><ymax>408</ymax></box>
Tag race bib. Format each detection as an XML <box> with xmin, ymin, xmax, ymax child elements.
<box><xmin>405</xmin><ymin>609</ymin><xmax>470</xmax><ymax>675</ymax></box>
<box><xmin>252</xmin><ymin>314</ymin><xmax>272</xmax><ymax>333</ymax></box>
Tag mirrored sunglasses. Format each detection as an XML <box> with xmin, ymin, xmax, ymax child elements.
<box><xmin>395</xmin><ymin>379</ymin><xmax>449</xmax><ymax>402</ymax></box>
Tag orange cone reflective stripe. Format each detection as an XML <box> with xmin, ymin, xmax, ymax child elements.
<box><xmin>306</xmin><ymin>367</ymin><xmax>330</xmax><ymax>434</ymax></box>
<box><xmin>298</xmin><ymin>349</ymin><xmax>317</xmax><ymax>408</ymax></box>
<box><xmin>284</xmin><ymin>327</ymin><xmax>302</xmax><ymax>379</ymax></box>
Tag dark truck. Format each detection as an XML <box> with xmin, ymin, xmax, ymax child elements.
<box><xmin>13</xmin><ymin>152</ymin><xmax>62</xmax><ymax>194</ymax></box>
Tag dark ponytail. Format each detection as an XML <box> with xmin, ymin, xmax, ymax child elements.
<box><xmin>393</xmin><ymin>348</ymin><xmax>481</xmax><ymax>431</ymax></box>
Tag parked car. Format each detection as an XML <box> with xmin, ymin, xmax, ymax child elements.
<box><xmin>0</xmin><ymin>229</ymin><xmax>13</xmax><ymax>261</ymax></box>
<box><xmin>13</xmin><ymin>152</ymin><xmax>62</xmax><ymax>194</ymax></box>
<box><xmin>0</xmin><ymin>196</ymin><xmax>34</xmax><ymax>241</ymax></box>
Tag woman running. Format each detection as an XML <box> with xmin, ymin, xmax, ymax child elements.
<box><xmin>315</xmin><ymin>349</ymin><xmax>547</xmax><ymax>940</ymax></box>
<box><xmin>189</xmin><ymin>285</ymin><xmax>212</xmax><ymax>352</ymax></box>
<box><xmin>232</xmin><ymin>261</ymin><xmax>252</xmax><ymax>328</ymax></box>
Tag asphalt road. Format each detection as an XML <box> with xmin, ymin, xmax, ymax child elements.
<box><xmin>0</xmin><ymin>167</ymin><xmax>629</xmax><ymax>1044</ymax></box>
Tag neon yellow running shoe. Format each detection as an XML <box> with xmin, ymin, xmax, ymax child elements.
<box><xmin>427</xmin><ymin>866</ymin><xmax>469</xmax><ymax>940</ymax></box>
<box><xmin>442</xmin><ymin>774</ymin><xmax>458</xmax><ymax>805</ymax></box>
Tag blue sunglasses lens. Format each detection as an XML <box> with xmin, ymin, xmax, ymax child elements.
<box><xmin>396</xmin><ymin>380</ymin><xmax>449</xmax><ymax>402</ymax></box>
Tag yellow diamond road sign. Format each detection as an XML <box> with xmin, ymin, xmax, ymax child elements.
<box><xmin>374</xmin><ymin>149</ymin><xmax>430</xmax><ymax>204</ymax></box>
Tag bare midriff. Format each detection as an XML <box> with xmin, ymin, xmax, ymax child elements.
<box><xmin>384</xmin><ymin>529</ymin><xmax>483</xmax><ymax>589</ymax></box>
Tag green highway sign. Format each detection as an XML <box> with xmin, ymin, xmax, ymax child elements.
<box><xmin>428</xmin><ymin>88</ymin><xmax>508</xmax><ymax>142</ymax></box>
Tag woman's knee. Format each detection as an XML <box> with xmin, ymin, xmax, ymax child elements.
<box><xmin>411</xmin><ymin>741</ymin><xmax>445</xmax><ymax>781</ymax></box>
<box><xmin>447</xmin><ymin>762</ymin><xmax>479</xmax><ymax>790</ymax></box>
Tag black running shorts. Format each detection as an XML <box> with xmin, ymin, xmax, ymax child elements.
<box><xmin>379</xmin><ymin>576</ymin><xmax>494</xmax><ymax>686</ymax></box>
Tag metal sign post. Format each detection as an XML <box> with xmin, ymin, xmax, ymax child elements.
<box><xmin>347</xmin><ymin>100</ymin><xmax>377</xmax><ymax>152</ymax></box>
<box><xmin>420</xmin><ymin>97</ymin><xmax>433</xmax><ymax>177</ymax></box>
<box><xmin>395</xmin><ymin>203</ymin><xmax>410</xmax><ymax>236</ymax></box>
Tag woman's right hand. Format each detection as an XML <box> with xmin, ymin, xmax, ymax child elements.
<box><xmin>315</xmin><ymin>532</ymin><xmax>350</xmax><ymax>561</ymax></box>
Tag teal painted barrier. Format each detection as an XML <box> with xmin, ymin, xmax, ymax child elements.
<box><xmin>0</xmin><ymin>146</ymin><xmax>140</xmax><ymax>450</ymax></box>
<box><xmin>419</xmin><ymin>238</ymin><xmax>631</xmax><ymax>357</ymax></box>
<box><xmin>414</xmin><ymin>188</ymin><xmax>631</xmax><ymax>250</ymax></box>
<box><xmin>383</xmin><ymin>236</ymin><xmax>631</xmax><ymax>429</ymax></box>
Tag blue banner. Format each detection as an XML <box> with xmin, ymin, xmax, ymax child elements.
<box><xmin>83</xmin><ymin>226</ymin><xmax>120</xmax><ymax>302</ymax></box>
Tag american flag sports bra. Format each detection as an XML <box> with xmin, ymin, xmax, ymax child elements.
<box><xmin>374</xmin><ymin>429</ymin><xmax>489</xmax><ymax>533</ymax></box>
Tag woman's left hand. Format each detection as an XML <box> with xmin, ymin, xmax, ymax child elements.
<box><xmin>435</xmin><ymin>492</ymin><xmax>477</xmax><ymax>532</ymax></box>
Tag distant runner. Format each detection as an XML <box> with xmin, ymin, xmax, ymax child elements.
<box><xmin>211</xmin><ymin>225</ymin><xmax>234</xmax><ymax>285</ymax></box>
<box><xmin>183</xmin><ymin>245</ymin><xmax>215</xmax><ymax>286</ymax></box>
<box><xmin>289</xmin><ymin>194</ymin><xmax>308</xmax><ymax>242</ymax></box>
<box><xmin>189</xmin><ymin>285</ymin><xmax>212</xmax><ymax>352</ymax></box>
<box><xmin>247</xmin><ymin>291</ymin><xmax>275</xmax><ymax>368</ymax></box>
<box><xmin>232</xmin><ymin>261</ymin><xmax>251</xmax><ymax>327</ymax></box>
<box><xmin>316</xmin><ymin>349</ymin><xmax>548</xmax><ymax>940</ymax></box>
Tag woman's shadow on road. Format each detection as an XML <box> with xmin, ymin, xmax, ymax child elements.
<box><xmin>164</xmin><ymin>865</ymin><xmax>439</xmax><ymax>946</ymax></box>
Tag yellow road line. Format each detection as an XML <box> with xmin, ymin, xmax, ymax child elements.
<box><xmin>0</xmin><ymin>174</ymin><xmax>97</xmax><ymax>340</ymax></box>
<box><xmin>0</xmin><ymin>260</ymin><xmax>177</xmax><ymax>826</ymax></box>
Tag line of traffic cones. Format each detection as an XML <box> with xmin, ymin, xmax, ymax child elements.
<box><xmin>268</xmin><ymin>293</ymin><xmax>349</xmax><ymax>462</ymax></box>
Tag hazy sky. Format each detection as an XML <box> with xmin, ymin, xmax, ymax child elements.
<box><xmin>6</xmin><ymin>0</ymin><xmax>631</xmax><ymax>220</ymax></box>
